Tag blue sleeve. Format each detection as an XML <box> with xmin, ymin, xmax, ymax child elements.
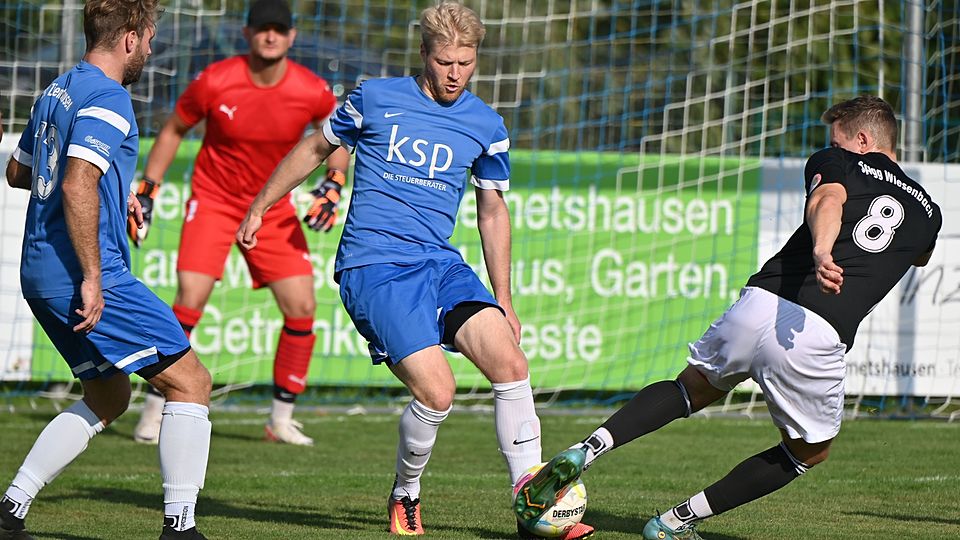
<box><xmin>470</xmin><ymin>117</ymin><xmax>510</xmax><ymax>191</ymax></box>
<box><xmin>65</xmin><ymin>89</ymin><xmax>135</xmax><ymax>174</ymax></box>
<box><xmin>322</xmin><ymin>84</ymin><xmax>364</xmax><ymax>152</ymax></box>
<box><xmin>12</xmin><ymin>114</ymin><xmax>36</xmax><ymax>166</ymax></box>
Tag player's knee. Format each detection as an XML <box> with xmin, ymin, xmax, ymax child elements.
<box><xmin>151</xmin><ymin>353</ymin><xmax>212</xmax><ymax>404</ymax></box>
<box><xmin>192</xmin><ymin>363</ymin><xmax>213</xmax><ymax>397</ymax></box>
<box><xmin>417</xmin><ymin>389</ymin><xmax>455</xmax><ymax>412</ymax></box>
<box><xmin>163</xmin><ymin>371</ymin><xmax>211</xmax><ymax>404</ymax></box>
<box><xmin>108</xmin><ymin>397</ymin><xmax>131</xmax><ymax>422</ymax></box>
<box><xmin>80</xmin><ymin>374</ymin><xmax>132</xmax><ymax>424</ymax></box>
<box><xmin>484</xmin><ymin>344</ymin><xmax>529</xmax><ymax>383</ymax></box>
<box><xmin>282</xmin><ymin>298</ymin><xmax>316</xmax><ymax>319</ymax></box>
<box><xmin>802</xmin><ymin>446</ymin><xmax>831</xmax><ymax>466</ymax></box>
<box><xmin>677</xmin><ymin>366</ymin><xmax>727</xmax><ymax>412</ymax></box>
<box><xmin>173</xmin><ymin>285</ymin><xmax>210</xmax><ymax>312</ymax></box>
<box><xmin>783</xmin><ymin>437</ymin><xmax>832</xmax><ymax>467</ymax></box>
<box><xmin>501</xmin><ymin>355</ymin><xmax>530</xmax><ymax>382</ymax></box>
<box><xmin>85</xmin><ymin>389</ymin><xmax>131</xmax><ymax>425</ymax></box>
<box><xmin>173</xmin><ymin>293</ymin><xmax>205</xmax><ymax>312</ymax></box>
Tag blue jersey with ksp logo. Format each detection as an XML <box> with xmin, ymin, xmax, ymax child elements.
<box><xmin>13</xmin><ymin>61</ymin><xmax>139</xmax><ymax>298</ymax></box>
<box><xmin>322</xmin><ymin>77</ymin><xmax>510</xmax><ymax>274</ymax></box>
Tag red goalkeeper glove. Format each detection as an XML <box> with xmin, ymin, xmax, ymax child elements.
<box><xmin>303</xmin><ymin>169</ymin><xmax>346</xmax><ymax>232</ymax></box>
<box><xmin>127</xmin><ymin>178</ymin><xmax>159</xmax><ymax>248</ymax></box>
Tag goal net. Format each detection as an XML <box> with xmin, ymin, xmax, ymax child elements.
<box><xmin>1</xmin><ymin>0</ymin><xmax>958</xmax><ymax>417</ymax></box>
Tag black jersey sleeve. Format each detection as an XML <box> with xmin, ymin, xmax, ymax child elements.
<box><xmin>926</xmin><ymin>206</ymin><xmax>943</xmax><ymax>253</ymax></box>
<box><xmin>803</xmin><ymin>147</ymin><xmax>847</xmax><ymax>196</ymax></box>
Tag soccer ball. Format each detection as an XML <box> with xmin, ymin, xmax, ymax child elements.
<box><xmin>514</xmin><ymin>462</ymin><xmax>588</xmax><ymax>537</ymax></box>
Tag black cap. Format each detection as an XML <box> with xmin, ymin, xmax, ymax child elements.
<box><xmin>247</xmin><ymin>0</ymin><xmax>293</xmax><ymax>30</ymax></box>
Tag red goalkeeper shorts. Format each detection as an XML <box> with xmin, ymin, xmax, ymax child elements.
<box><xmin>177</xmin><ymin>196</ymin><xmax>313</xmax><ymax>289</ymax></box>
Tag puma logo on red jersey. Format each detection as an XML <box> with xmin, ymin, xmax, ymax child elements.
<box><xmin>218</xmin><ymin>104</ymin><xmax>237</xmax><ymax>120</ymax></box>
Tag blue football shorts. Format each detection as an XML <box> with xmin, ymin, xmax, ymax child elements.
<box><xmin>338</xmin><ymin>258</ymin><xmax>502</xmax><ymax>366</ymax></box>
<box><xmin>27</xmin><ymin>279</ymin><xmax>191</xmax><ymax>380</ymax></box>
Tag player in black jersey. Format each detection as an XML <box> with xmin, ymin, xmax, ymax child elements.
<box><xmin>513</xmin><ymin>95</ymin><xmax>942</xmax><ymax>540</ymax></box>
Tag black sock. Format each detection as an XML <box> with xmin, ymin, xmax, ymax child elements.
<box><xmin>599</xmin><ymin>380</ymin><xmax>690</xmax><ymax>448</ymax></box>
<box><xmin>273</xmin><ymin>384</ymin><xmax>296</xmax><ymax>403</ymax></box>
<box><xmin>0</xmin><ymin>497</ymin><xmax>25</xmax><ymax>530</ymax></box>
<box><xmin>703</xmin><ymin>442</ymin><xmax>809</xmax><ymax>515</ymax></box>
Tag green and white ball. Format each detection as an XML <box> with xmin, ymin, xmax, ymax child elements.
<box><xmin>515</xmin><ymin>463</ymin><xmax>588</xmax><ymax>537</ymax></box>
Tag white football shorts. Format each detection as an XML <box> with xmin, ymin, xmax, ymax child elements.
<box><xmin>687</xmin><ymin>286</ymin><xmax>847</xmax><ymax>443</ymax></box>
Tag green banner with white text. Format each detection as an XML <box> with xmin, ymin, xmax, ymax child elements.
<box><xmin>31</xmin><ymin>140</ymin><xmax>760</xmax><ymax>391</ymax></box>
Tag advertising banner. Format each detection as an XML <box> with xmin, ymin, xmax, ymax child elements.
<box><xmin>23</xmin><ymin>142</ymin><xmax>760</xmax><ymax>390</ymax></box>
<box><xmin>11</xmin><ymin>138</ymin><xmax>956</xmax><ymax>395</ymax></box>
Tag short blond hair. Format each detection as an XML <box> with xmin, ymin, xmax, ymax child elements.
<box><xmin>822</xmin><ymin>95</ymin><xmax>898</xmax><ymax>152</ymax></box>
<box><xmin>420</xmin><ymin>1</ymin><xmax>485</xmax><ymax>52</ymax></box>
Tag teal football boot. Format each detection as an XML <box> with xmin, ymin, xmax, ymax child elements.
<box><xmin>513</xmin><ymin>446</ymin><xmax>587</xmax><ymax>527</ymax></box>
<box><xmin>642</xmin><ymin>514</ymin><xmax>704</xmax><ymax>540</ymax></box>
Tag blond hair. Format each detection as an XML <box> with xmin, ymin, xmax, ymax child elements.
<box><xmin>821</xmin><ymin>95</ymin><xmax>898</xmax><ymax>151</ymax></box>
<box><xmin>420</xmin><ymin>1</ymin><xmax>485</xmax><ymax>52</ymax></box>
<box><xmin>84</xmin><ymin>0</ymin><xmax>162</xmax><ymax>52</ymax></box>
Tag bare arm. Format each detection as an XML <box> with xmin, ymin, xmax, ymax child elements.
<box><xmin>476</xmin><ymin>187</ymin><xmax>521</xmax><ymax>342</ymax></box>
<box><xmin>143</xmin><ymin>113</ymin><xmax>192</xmax><ymax>183</ymax></box>
<box><xmin>6</xmin><ymin>157</ymin><xmax>31</xmax><ymax>190</ymax></box>
<box><xmin>326</xmin><ymin>145</ymin><xmax>351</xmax><ymax>175</ymax></box>
<box><xmin>311</xmin><ymin>114</ymin><xmax>352</xmax><ymax>175</ymax></box>
<box><xmin>238</xmin><ymin>129</ymin><xmax>338</xmax><ymax>248</ymax></box>
<box><xmin>806</xmin><ymin>183</ymin><xmax>847</xmax><ymax>295</ymax></box>
<box><xmin>62</xmin><ymin>157</ymin><xmax>106</xmax><ymax>332</ymax></box>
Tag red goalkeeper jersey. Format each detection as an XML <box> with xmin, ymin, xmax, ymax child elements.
<box><xmin>175</xmin><ymin>55</ymin><xmax>336</xmax><ymax>211</ymax></box>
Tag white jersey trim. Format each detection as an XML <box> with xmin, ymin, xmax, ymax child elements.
<box><xmin>12</xmin><ymin>147</ymin><xmax>31</xmax><ymax>165</ymax></box>
<box><xmin>70</xmin><ymin>361</ymin><xmax>95</xmax><ymax>375</ymax></box>
<box><xmin>322</xmin><ymin>119</ymin><xmax>354</xmax><ymax>153</ymax></box>
<box><xmin>487</xmin><ymin>138</ymin><xmax>510</xmax><ymax>156</ymax></box>
<box><xmin>77</xmin><ymin>106</ymin><xmax>131</xmax><ymax>136</ymax></box>
<box><xmin>343</xmin><ymin>98</ymin><xmax>363</xmax><ymax>129</ymax></box>
<box><xmin>471</xmin><ymin>176</ymin><xmax>510</xmax><ymax>191</ymax></box>
<box><xmin>71</xmin><ymin>358</ymin><xmax>113</xmax><ymax>376</ymax></box>
<box><xmin>67</xmin><ymin>144</ymin><xmax>110</xmax><ymax>174</ymax></box>
<box><xmin>115</xmin><ymin>346</ymin><xmax>157</xmax><ymax>370</ymax></box>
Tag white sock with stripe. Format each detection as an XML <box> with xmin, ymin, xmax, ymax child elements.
<box><xmin>492</xmin><ymin>375</ymin><xmax>542</xmax><ymax>487</ymax></box>
<box><xmin>160</xmin><ymin>402</ymin><xmax>211</xmax><ymax>531</ymax></box>
<box><xmin>3</xmin><ymin>400</ymin><xmax>104</xmax><ymax>519</ymax></box>
<box><xmin>393</xmin><ymin>400</ymin><xmax>450</xmax><ymax>501</ymax></box>
<box><xmin>661</xmin><ymin>491</ymin><xmax>714</xmax><ymax>530</ymax></box>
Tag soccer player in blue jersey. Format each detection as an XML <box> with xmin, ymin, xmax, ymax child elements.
<box><xmin>238</xmin><ymin>2</ymin><xmax>593</xmax><ymax>538</ymax></box>
<box><xmin>1</xmin><ymin>2</ymin><xmax>211</xmax><ymax>539</ymax></box>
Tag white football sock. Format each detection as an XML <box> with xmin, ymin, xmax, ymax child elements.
<box><xmin>392</xmin><ymin>399</ymin><xmax>449</xmax><ymax>501</ymax></box>
<box><xmin>575</xmin><ymin>427</ymin><xmax>614</xmax><ymax>469</ymax></box>
<box><xmin>492</xmin><ymin>376</ymin><xmax>542</xmax><ymax>487</ymax></box>
<box><xmin>160</xmin><ymin>402</ymin><xmax>211</xmax><ymax>531</ymax></box>
<box><xmin>4</xmin><ymin>400</ymin><xmax>104</xmax><ymax>519</ymax></box>
<box><xmin>661</xmin><ymin>491</ymin><xmax>714</xmax><ymax>530</ymax></box>
<box><xmin>270</xmin><ymin>399</ymin><xmax>295</xmax><ymax>425</ymax></box>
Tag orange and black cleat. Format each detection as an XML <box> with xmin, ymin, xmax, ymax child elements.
<box><xmin>388</xmin><ymin>495</ymin><xmax>424</xmax><ymax>535</ymax></box>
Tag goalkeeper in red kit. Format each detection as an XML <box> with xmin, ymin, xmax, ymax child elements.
<box><xmin>128</xmin><ymin>0</ymin><xmax>350</xmax><ymax>446</ymax></box>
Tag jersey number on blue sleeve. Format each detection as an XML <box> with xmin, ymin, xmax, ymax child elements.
<box><xmin>31</xmin><ymin>121</ymin><xmax>61</xmax><ymax>200</ymax></box>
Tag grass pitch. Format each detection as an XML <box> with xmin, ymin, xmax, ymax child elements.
<box><xmin>0</xmin><ymin>408</ymin><xmax>957</xmax><ymax>539</ymax></box>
